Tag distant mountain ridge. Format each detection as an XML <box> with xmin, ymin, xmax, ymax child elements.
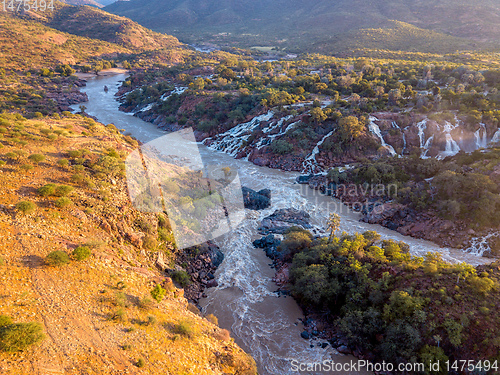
<box><xmin>104</xmin><ymin>0</ymin><xmax>500</xmax><ymax>53</ymax></box>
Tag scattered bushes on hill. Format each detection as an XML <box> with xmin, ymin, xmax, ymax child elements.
<box><xmin>72</xmin><ymin>246</ymin><xmax>91</xmax><ymax>261</ymax></box>
<box><xmin>150</xmin><ymin>284</ymin><xmax>166</xmax><ymax>303</ymax></box>
<box><xmin>54</xmin><ymin>197</ymin><xmax>72</xmax><ymax>208</ymax></box>
<box><xmin>0</xmin><ymin>318</ymin><xmax>44</xmax><ymax>352</ymax></box>
<box><xmin>15</xmin><ymin>200</ymin><xmax>36</xmax><ymax>214</ymax></box>
<box><xmin>45</xmin><ymin>251</ymin><xmax>70</xmax><ymax>267</ymax></box>
<box><xmin>171</xmin><ymin>270</ymin><xmax>191</xmax><ymax>287</ymax></box>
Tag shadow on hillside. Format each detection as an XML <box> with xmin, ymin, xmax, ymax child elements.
<box><xmin>21</xmin><ymin>254</ymin><xmax>45</xmax><ymax>268</ymax></box>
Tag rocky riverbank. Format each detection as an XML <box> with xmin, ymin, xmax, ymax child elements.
<box><xmin>156</xmin><ymin>241</ymin><xmax>224</xmax><ymax>304</ymax></box>
<box><xmin>47</xmin><ymin>78</ymin><xmax>89</xmax><ymax>112</ymax></box>
<box><xmin>252</xmin><ymin>209</ymin><xmax>374</xmax><ymax>362</ymax></box>
<box><xmin>299</xmin><ymin>174</ymin><xmax>499</xmax><ymax>258</ymax></box>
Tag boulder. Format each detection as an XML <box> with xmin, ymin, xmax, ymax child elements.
<box><xmin>242</xmin><ymin>186</ymin><xmax>271</xmax><ymax>210</ymax></box>
<box><xmin>258</xmin><ymin>208</ymin><xmax>311</xmax><ymax>234</ymax></box>
<box><xmin>253</xmin><ymin>234</ymin><xmax>281</xmax><ymax>260</ymax></box>
<box><xmin>300</xmin><ymin>331</ymin><xmax>310</xmax><ymax>340</ymax></box>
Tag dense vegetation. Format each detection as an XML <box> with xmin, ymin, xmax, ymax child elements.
<box><xmin>285</xmin><ymin>227</ymin><xmax>500</xmax><ymax>372</ymax></box>
<box><xmin>327</xmin><ymin>147</ymin><xmax>500</xmax><ymax>240</ymax></box>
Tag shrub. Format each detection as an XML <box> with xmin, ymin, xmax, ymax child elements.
<box><xmin>171</xmin><ymin>270</ymin><xmax>191</xmax><ymax>287</ymax></box>
<box><xmin>213</xmin><ymin>328</ymin><xmax>231</xmax><ymax>342</ymax></box>
<box><xmin>28</xmin><ymin>154</ymin><xmax>45</xmax><ymax>164</ymax></box>
<box><xmin>138</xmin><ymin>296</ymin><xmax>153</xmax><ymax>310</ymax></box>
<box><xmin>54</xmin><ymin>185</ymin><xmax>74</xmax><ymax>197</ymax></box>
<box><xmin>57</xmin><ymin>158</ymin><xmax>69</xmax><ymax>167</ymax></box>
<box><xmin>72</xmin><ymin>246</ymin><xmax>91</xmax><ymax>261</ymax></box>
<box><xmin>54</xmin><ymin>197</ymin><xmax>72</xmax><ymax>208</ymax></box>
<box><xmin>270</xmin><ymin>139</ymin><xmax>293</xmax><ymax>155</ymax></box>
<box><xmin>37</xmin><ymin>184</ymin><xmax>56</xmax><ymax>197</ymax></box>
<box><xmin>135</xmin><ymin>358</ymin><xmax>145</xmax><ymax>368</ymax></box>
<box><xmin>468</xmin><ymin>275</ymin><xmax>497</xmax><ymax>295</ymax></box>
<box><xmin>173</xmin><ymin>320</ymin><xmax>194</xmax><ymax>337</ymax></box>
<box><xmin>15</xmin><ymin>201</ymin><xmax>36</xmax><ymax>214</ymax></box>
<box><xmin>147</xmin><ymin>316</ymin><xmax>157</xmax><ymax>325</ymax></box>
<box><xmin>20</xmin><ymin>164</ymin><xmax>33</xmax><ymax>171</ymax></box>
<box><xmin>150</xmin><ymin>284</ymin><xmax>166</xmax><ymax>303</ymax></box>
<box><xmin>0</xmin><ymin>316</ymin><xmax>13</xmax><ymax>327</ymax></box>
<box><xmin>71</xmin><ymin>173</ymin><xmax>84</xmax><ymax>183</ymax></box>
<box><xmin>0</xmin><ymin>322</ymin><xmax>44</xmax><ymax>352</ymax></box>
<box><xmin>135</xmin><ymin>218</ymin><xmax>152</xmax><ymax>233</ymax></box>
<box><xmin>45</xmin><ymin>251</ymin><xmax>69</xmax><ymax>266</ymax></box>
<box><xmin>158</xmin><ymin>227</ymin><xmax>174</xmax><ymax>242</ymax></box>
<box><xmin>142</xmin><ymin>235</ymin><xmax>157</xmax><ymax>250</ymax></box>
<box><xmin>112</xmin><ymin>308</ymin><xmax>126</xmax><ymax>322</ymax></box>
<box><xmin>205</xmin><ymin>314</ymin><xmax>218</xmax><ymax>326</ymax></box>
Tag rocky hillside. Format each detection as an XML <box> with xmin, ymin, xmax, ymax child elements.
<box><xmin>105</xmin><ymin>0</ymin><xmax>500</xmax><ymax>53</ymax></box>
<box><xmin>0</xmin><ymin>112</ymin><xmax>257</xmax><ymax>374</ymax></box>
<box><xmin>0</xmin><ymin>11</ymin><xmax>129</xmax><ymax>69</ymax></box>
<box><xmin>18</xmin><ymin>2</ymin><xmax>183</xmax><ymax>50</ymax></box>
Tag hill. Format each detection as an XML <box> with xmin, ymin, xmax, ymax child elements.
<box><xmin>0</xmin><ymin>11</ymin><xmax>129</xmax><ymax>69</ymax></box>
<box><xmin>19</xmin><ymin>2</ymin><xmax>182</xmax><ymax>50</ymax></box>
<box><xmin>104</xmin><ymin>0</ymin><xmax>500</xmax><ymax>53</ymax></box>
<box><xmin>0</xmin><ymin>112</ymin><xmax>257</xmax><ymax>374</ymax></box>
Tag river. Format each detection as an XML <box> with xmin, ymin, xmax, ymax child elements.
<box><xmin>72</xmin><ymin>73</ymin><xmax>489</xmax><ymax>375</ymax></box>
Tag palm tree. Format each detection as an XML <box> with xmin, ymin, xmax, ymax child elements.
<box><xmin>327</xmin><ymin>213</ymin><xmax>341</xmax><ymax>243</ymax></box>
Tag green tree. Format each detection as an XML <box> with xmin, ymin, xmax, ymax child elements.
<box><xmin>338</xmin><ymin>116</ymin><xmax>364</xmax><ymax>141</ymax></box>
<box><xmin>310</xmin><ymin>107</ymin><xmax>327</xmax><ymax>123</ymax></box>
<box><xmin>150</xmin><ymin>284</ymin><xmax>166</xmax><ymax>303</ymax></box>
<box><xmin>326</xmin><ymin>213</ymin><xmax>341</xmax><ymax>243</ymax></box>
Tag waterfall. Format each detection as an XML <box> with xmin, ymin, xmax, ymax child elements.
<box><xmin>160</xmin><ymin>86</ymin><xmax>188</xmax><ymax>101</ymax></box>
<box><xmin>491</xmin><ymin>128</ymin><xmax>500</xmax><ymax>144</ymax></box>
<box><xmin>204</xmin><ymin>111</ymin><xmax>274</xmax><ymax>156</ymax></box>
<box><xmin>401</xmin><ymin>127</ymin><xmax>407</xmax><ymax>155</ymax></box>
<box><xmin>417</xmin><ymin>119</ymin><xmax>427</xmax><ymax>148</ymax></box>
<box><xmin>444</xmin><ymin>134</ymin><xmax>460</xmax><ymax>154</ymax></box>
<box><xmin>422</xmin><ymin>135</ymin><xmax>434</xmax><ymax>158</ymax></box>
<box><xmin>466</xmin><ymin>233</ymin><xmax>499</xmax><ymax>257</ymax></box>
<box><xmin>368</xmin><ymin>116</ymin><xmax>397</xmax><ymax>157</ymax></box>
<box><xmin>439</xmin><ymin>121</ymin><xmax>461</xmax><ymax>158</ymax></box>
<box><xmin>302</xmin><ymin>131</ymin><xmax>334</xmax><ymax>174</ymax></box>
<box><xmin>255</xmin><ymin>120</ymin><xmax>300</xmax><ymax>150</ymax></box>
<box><xmin>474</xmin><ymin>123</ymin><xmax>488</xmax><ymax>149</ymax></box>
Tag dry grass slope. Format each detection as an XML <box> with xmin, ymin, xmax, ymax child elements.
<box><xmin>0</xmin><ymin>113</ymin><xmax>257</xmax><ymax>374</ymax></box>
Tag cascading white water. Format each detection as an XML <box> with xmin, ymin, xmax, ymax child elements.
<box><xmin>254</xmin><ymin>116</ymin><xmax>298</xmax><ymax>150</ymax></box>
<box><xmin>203</xmin><ymin>111</ymin><xmax>274</xmax><ymax>156</ymax></box>
<box><xmin>466</xmin><ymin>233</ymin><xmax>499</xmax><ymax>256</ymax></box>
<box><xmin>422</xmin><ymin>135</ymin><xmax>434</xmax><ymax>158</ymax></box>
<box><xmin>417</xmin><ymin>119</ymin><xmax>427</xmax><ymax>149</ymax></box>
<box><xmin>302</xmin><ymin>131</ymin><xmax>334</xmax><ymax>174</ymax></box>
<box><xmin>439</xmin><ymin>121</ymin><xmax>461</xmax><ymax>158</ymax></box>
<box><xmin>368</xmin><ymin>116</ymin><xmax>397</xmax><ymax>157</ymax></box>
<box><xmin>474</xmin><ymin>123</ymin><xmax>488</xmax><ymax>149</ymax></box>
<box><xmin>444</xmin><ymin>134</ymin><xmax>460</xmax><ymax>154</ymax></box>
<box><xmin>160</xmin><ymin>86</ymin><xmax>187</xmax><ymax>101</ymax></box>
<box><xmin>491</xmin><ymin>128</ymin><xmax>500</xmax><ymax>144</ymax></box>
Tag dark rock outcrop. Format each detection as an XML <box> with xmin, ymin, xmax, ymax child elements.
<box><xmin>242</xmin><ymin>186</ymin><xmax>271</xmax><ymax>210</ymax></box>
<box><xmin>258</xmin><ymin>208</ymin><xmax>311</xmax><ymax>235</ymax></box>
<box><xmin>174</xmin><ymin>241</ymin><xmax>224</xmax><ymax>303</ymax></box>
<box><xmin>253</xmin><ymin>234</ymin><xmax>281</xmax><ymax>260</ymax></box>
